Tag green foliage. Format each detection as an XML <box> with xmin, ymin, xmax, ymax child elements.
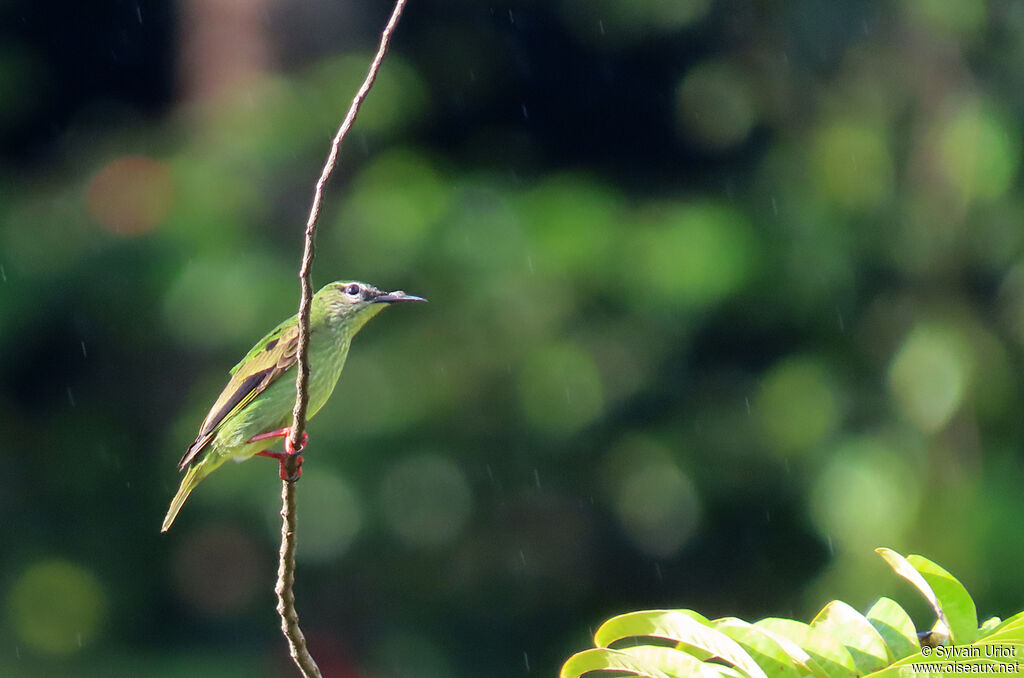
<box><xmin>562</xmin><ymin>549</ymin><xmax>1023</xmax><ymax>678</ymax></box>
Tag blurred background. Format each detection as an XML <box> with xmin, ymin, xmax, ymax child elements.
<box><xmin>2</xmin><ymin>0</ymin><xmax>1023</xmax><ymax>675</ymax></box>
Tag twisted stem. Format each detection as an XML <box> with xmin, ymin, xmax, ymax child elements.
<box><xmin>277</xmin><ymin>1</ymin><xmax>409</xmax><ymax>675</ymax></box>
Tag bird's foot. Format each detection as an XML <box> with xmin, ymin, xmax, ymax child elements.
<box><xmin>284</xmin><ymin>431</ymin><xmax>308</xmax><ymax>456</ymax></box>
<box><xmin>283</xmin><ymin>453</ymin><xmax>304</xmax><ymax>482</ymax></box>
<box><xmin>256</xmin><ymin>449</ymin><xmax>305</xmax><ymax>481</ymax></box>
<box><xmin>250</xmin><ymin>428</ymin><xmax>309</xmax><ymax>482</ymax></box>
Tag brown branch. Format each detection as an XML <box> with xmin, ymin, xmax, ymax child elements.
<box><xmin>277</xmin><ymin>1</ymin><xmax>409</xmax><ymax>676</ymax></box>
<box><xmin>276</xmin><ymin>480</ymin><xmax>319</xmax><ymax>677</ymax></box>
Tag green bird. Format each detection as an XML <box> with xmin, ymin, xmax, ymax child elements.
<box><xmin>162</xmin><ymin>280</ymin><xmax>425</xmax><ymax>532</ymax></box>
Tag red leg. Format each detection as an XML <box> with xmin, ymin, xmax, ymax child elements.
<box><xmin>247</xmin><ymin>426</ymin><xmax>309</xmax><ymax>481</ymax></box>
<box><xmin>250</xmin><ymin>428</ymin><xmax>309</xmax><ymax>482</ymax></box>
<box><xmin>256</xmin><ymin>450</ymin><xmax>304</xmax><ymax>481</ymax></box>
<box><xmin>248</xmin><ymin>427</ymin><xmax>309</xmax><ymax>448</ymax></box>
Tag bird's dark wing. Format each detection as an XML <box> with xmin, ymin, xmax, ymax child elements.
<box><xmin>177</xmin><ymin>322</ymin><xmax>300</xmax><ymax>470</ymax></box>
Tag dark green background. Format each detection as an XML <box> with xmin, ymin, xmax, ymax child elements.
<box><xmin>2</xmin><ymin>1</ymin><xmax>1022</xmax><ymax>675</ymax></box>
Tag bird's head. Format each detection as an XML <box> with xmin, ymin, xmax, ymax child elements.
<box><xmin>313</xmin><ymin>280</ymin><xmax>426</xmax><ymax>332</ymax></box>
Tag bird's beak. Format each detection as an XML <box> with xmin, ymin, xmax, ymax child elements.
<box><xmin>373</xmin><ymin>290</ymin><xmax>427</xmax><ymax>304</ymax></box>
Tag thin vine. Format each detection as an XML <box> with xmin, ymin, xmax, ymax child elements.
<box><xmin>278</xmin><ymin>2</ymin><xmax>409</xmax><ymax>675</ymax></box>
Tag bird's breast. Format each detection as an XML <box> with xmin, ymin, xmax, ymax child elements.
<box><xmin>305</xmin><ymin>332</ymin><xmax>351</xmax><ymax>419</ymax></box>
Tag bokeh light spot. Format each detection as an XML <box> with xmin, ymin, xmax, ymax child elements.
<box><xmin>614</xmin><ymin>453</ymin><xmax>701</xmax><ymax>558</ymax></box>
<box><xmin>757</xmin><ymin>356</ymin><xmax>839</xmax><ymax>454</ymax></box>
<box><xmin>810</xmin><ymin>436</ymin><xmax>920</xmax><ymax>548</ymax></box>
<box><xmin>86</xmin><ymin>155</ymin><xmax>174</xmax><ymax>235</ymax></box>
<box><xmin>889</xmin><ymin>324</ymin><xmax>971</xmax><ymax>433</ymax></box>
<box><xmin>440</xmin><ymin>184</ymin><xmax>527</xmax><ymax>276</ymax></box>
<box><xmin>380</xmin><ymin>453</ymin><xmax>472</xmax><ymax>549</ymax></box>
<box><xmin>906</xmin><ymin>0</ymin><xmax>986</xmax><ymax>37</ymax></box>
<box><xmin>305</xmin><ymin>54</ymin><xmax>428</xmax><ymax>136</ymax></box>
<box><xmin>6</xmin><ymin>559</ymin><xmax>107</xmax><ymax>655</ymax></box>
<box><xmin>938</xmin><ymin>99</ymin><xmax>1020</xmax><ymax>204</ymax></box>
<box><xmin>518</xmin><ymin>342</ymin><xmax>604</xmax><ymax>436</ymax></box>
<box><xmin>173</xmin><ymin>525</ymin><xmax>262</xmax><ymax>617</ymax></box>
<box><xmin>163</xmin><ymin>254</ymin><xmax>289</xmax><ymax>348</ymax></box>
<box><xmin>516</xmin><ymin>174</ymin><xmax>620</xmax><ymax>275</ymax></box>
<box><xmin>278</xmin><ymin>471</ymin><xmax>362</xmax><ymax>563</ymax></box>
<box><xmin>811</xmin><ymin>121</ymin><xmax>893</xmax><ymax>211</ymax></box>
<box><xmin>339</xmin><ymin>149</ymin><xmax>449</xmax><ymax>276</ymax></box>
<box><xmin>676</xmin><ymin>60</ymin><xmax>758</xmax><ymax>150</ymax></box>
<box><xmin>633</xmin><ymin>202</ymin><xmax>755</xmax><ymax>309</ymax></box>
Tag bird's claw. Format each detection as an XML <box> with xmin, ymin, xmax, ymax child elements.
<box><xmin>281</xmin><ymin>455</ymin><xmax>304</xmax><ymax>482</ymax></box>
<box><xmin>285</xmin><ymin>431</ymin><xmax>309</xmax><ymax>456</ymax></box>
<box><xmin>249</xmin><ymin>427</ymin><xmax>309</xmax><ymax>480</ymax></box>
<box><xmin>282</xmin><ymin>430</ymin><xmax>308</xmax><ymax>481</ymax></box>
<box><xmin>255</xmin><ymin>446</ymin><xmax>306</xmax><ymax>481</ymax></box>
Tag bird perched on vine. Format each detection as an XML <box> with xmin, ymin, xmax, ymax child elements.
<box><xmin>161</xmin><ymin>280</ymin><xmax>425</xmax><ymax>532</ymax></box>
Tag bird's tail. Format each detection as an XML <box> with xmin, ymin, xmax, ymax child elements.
<box><xmin>162</xmin><ymin>462</ymin><xmax>211</xmax><ymax>532</ymax></box>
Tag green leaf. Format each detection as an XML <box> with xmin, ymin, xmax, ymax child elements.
<box><xmin>977</xmin><ymin>618</ymin><xmax>1024</xmax><ymax>645</ymax></box>
<box><xmin>562</xmin><ymin>551</ymin><xmax>1020</xmax><ymax>678</ymax></box>
<box><xmin>865</xmin><ymin>597</ymin><xmax>919</xmax><ymax>661</ymax></box>
<box><xmin>594</xmin><ymin>611</ymin><xmax>768</xmax><ymax>678</ymax></box>
<box><xmin>993</xmin><ymin>612</ymin><xmax>1024</xmax><ymax>635</ymax></box>
<box><xmin>868</xmin><ymin>615</ymin><xmax>1024</xmax><ymax>678</ymax></box>
<box><xmin>980</xmin><ymin>617</ymin><xmax>1002</xmax><ymax>636</ymax></box>
<box><xmin>674</xmin><ymin>610</ymin><xmax>716</xmax><ymax>662</ymax></box>
<box><xmin>875</xmin><ymin>548</ymin><xmax>951</xmax><ymax>639</ymax></box>
<box><xmin>755</xmin><ymin>618</ymin><xmax>858</xmax><ymax>678</ymax></box>
<box><xmin>622</xmin><ymin>646</ymin><xmax>742</xmax><ymax>678</ymax></box>
<box><xmin>811</xmin><ymin>600</ymin><xmax>891</xmax><ymax>673</ymax></box>
<box><xmin>678</xmin><ymin>609</ymin><xmax>714</xmax><ymax>624</ymax></box>
<box><xmin>560</xmin><ymin>648</ymin><xmax>673</xmax><ymax>678</ymax></box>
<box><xmin>991</xmin><ymin>610</ymin><xmax>1024</xmax><ymax>639</ymax></box>
<box><xmin>906</xmin><ymin>554</ymin><xmax>978</xmax><ymax>644</ymax></box>
<box><xmin>714</xmin><ymin>617</ymin><xmax>827</xmax><ymax>678</ymax></box>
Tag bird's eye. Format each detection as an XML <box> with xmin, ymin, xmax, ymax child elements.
<box><xmin>345</xmin><ymin>284</ymin><xmax>361</xmax><ymax>297</ymax></box>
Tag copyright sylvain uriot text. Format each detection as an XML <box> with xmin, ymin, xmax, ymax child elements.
<box><xmin>906</xmin><ymin>645</ymin><xmax>1021</xmax><ymax>675</ymax></box>
<box><xmin>923</xmin><ymin>646</ymin><xmax>1018</xmax><ymax>660</ymax></box>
